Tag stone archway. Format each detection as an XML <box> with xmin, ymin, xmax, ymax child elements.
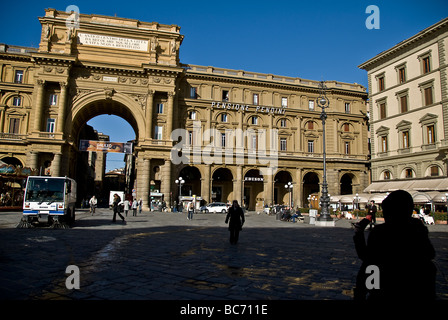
<box><xmin>303</xmin><ymin>171</ymin><xmax>320</xmax><ymax>206</ymax></box>
<box><xmin>178</xmin><ymin>165</ymin><xmax>202</xmax><ymax>199</ymax></box>
<box><xmin>274</xmin><ymin>170</ymin><xmax>293</xmax><ymax>205</ymax></box>
<box><xmin>212</xmin><ymin>167</ymin><xmax>233</xmax><ymax>203</ymax></box>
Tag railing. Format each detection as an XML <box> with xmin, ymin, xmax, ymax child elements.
<box><xmin>0</xmin><ymin>132</ymin><xmax>26</xmax><ymax>140</ymax></box>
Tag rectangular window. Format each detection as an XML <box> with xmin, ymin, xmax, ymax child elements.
<box><xmin>344</xmin><ymin>123</ymin><xmax>350</xmax><ymax>132</ymax></box>
<box><xmin>12</xmin><ymin>96</ymin><xmax>21</xmax><ymax>106</ymax></box>
<box><xmin>381</xmin><ymin>136</ymin><xmax>388</xmax><ymax>152</ymax></box>
<box><xmin>307</xmin><ymin>140</ymin><xmax>314</xmax><ymax>153</ymax></box>
<box><xmin>221</xmin><ymin>113</ymin><xmax>227</xmax><ymax>122</ymax></box>
<box><xmin>190</xmin><ymin>87</ymin><xmax>197</xmax><ymax>99</ymax></box>
<box><xmin>308</xmin><ymin>100</ymin><xmax>315</xmax><ymax>111</ymax></box>
<box><xmin>188</xmin><ymin>111</ymin><xmax>196</xmax><ymax>120</ymax></box>
<box><xmin>344</xmin><ymin>103</ymin><xmax>351</xmax><ymax>113</ymax></box>
<box><xmin>402</xmin><ymin>131</ymin><xmax>409</xmax><ymax>148</ymax></box>
<box><xmin>188</xmin><ymin>131</ymin><xmax>193</xmax><ymax>145</ymax></box>
<box><xmin>398</xmin><ymin>67</ymin><xmax>406</xmax><ymax>83</ymax></box>
<box><xmin>423</xmin><ymin>56</ymin><xmax>431</xmax><ymax>74</ymax></box>
<box><xmin>49</xmin><ymin>94</ymin><xmax>58</xmax><ymax>106</ymax></box>
<box><xmin>221</xmin><ymin>132</ymin><xmax>226</xmax><ymax>147</ymax></box>
<box><xmin>378</xmin><ymin>76</ymin><xmax>385</xmax><ymax>91</ymax></box>
<box><xmin>424</xmin><ymin>87</ymin><xmax>433</xmax><ymax>106</ymax></box>
<box><xmin>154</xmin><ymin>126</ymin><xmax>163</xmax><ymax>140</ymax></box>
<box><xmin>280</xmin><ymin>119</ymin><xmax>286</xmax><ymax>127</ymax></box>
<box><xmin>281</xmin><ymin>97</ymin><xmax>288</xmax><ymax>107</ymax></box>
<box><xmin>427</xmin><ymin>125</ymin><xmax>435</xmax><ymax>144</ymax></box>
<box><xmin>345</xmin><ymin>141</ymin><xmax>350</xmax><ymax>155</ymax></box>
<box><xmin>253</xmin><ymin>94</ymin><xmax>259</xmax><ymax>105</ymax></box>
<box><xmin>308</xmin><ymin>121</ymin><xmax>314</xmax><ymax>130</ymax></box>
<box><xmin>14</xmin><ymin>70</ymin><xmax>23</xmax><ymax>83</ymax></box>
<box><xmin>280</xmin><ymin>138</ymin><xmax>287</xmax><ymax>151</ymax></box>
<box><xmin>251</xmin><ymin>116</ymin><xmax>258</xmax><ymax>125</ymax></box>
<box><xmin>251</xmin><ymin>135</ymin><xmax>257</xmax><ymax>150</ymax></box>
<box><xmin>156</xmin><ymin>103</ymin><xmax>164</xmax><ymax>114</ymax></box>
<box><xmin>400</xmin><ymin>95</ymin><xmax>408</xmax><ymax>113</ymax></box>
<box><xmin>46</xmin><ymin>118</ymin><xmax>56</xmax><ymax>133</ymax></box>
<box><xmin>222</xmin><ymin>90</ymin><xmax>229</xmax><ymax>102</ymax></box>
<box><xmin>379</xmin><ymin>102</ymin><xmax>387</xmax><ymax>119</ymax></box>
<box><xmin>430</xmin><ymin>166</ymin><xmax>439</xmax><ymax>176</ymax></box>
<box><xmin>9</xmin><ymin>118</ymin><xmax>20</xmax><ymax>134</ymax></box>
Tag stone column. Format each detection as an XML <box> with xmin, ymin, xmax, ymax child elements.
<box><xmin>161</xmin><ymin>159</ymin><xmax>172</xmax><ymax>208</ymax></box>
<box><xmin>145</xmin><ymin>90</ymin><xmax>154</xmax><ymax>140</ymax></box>
<box><xmin>166</xmin><ymin>91</ymin><xmax>175</xmax><ymax>141</ymax></box>
<box><xmin>56</xmin><ymin>82</ymin><xmax>68</xmax><ymax>133</ymax></box>
<box><xmin>201</xmin><ymin>164</ymin><xmax>211</xmax><ymax>204</ymax></box>
<box><xmin>265</xmin><ymin>167</ymin><xmax>273</xmax><ymax>206</ymax></box>
<box><xmin>234</xmin><ymin>165</ymin><xmax>243</xmax><ymax>206</ymax></box>
<box><xmin>28</xmin><ymin>151</ymin><xmax>38</xmax><ymax>171</ymax></box>
<box><xmin>52</xmin><ymin>153</ymin><xmax>62</xmax><ymax>177</ymax></box>
<box><xmin>33</xmin><ymin>80</ymin><xmax>45</xmax><ymax>132</ymax></box>
<box><xmin>0</xmin><ymin>106</ymin><xmax>5</xmax><ymax>133</ymax></box>
<box><xmin>141</xmin><ymin>158</ymin><xmax>151</xmax><ymax>211</ymax></box>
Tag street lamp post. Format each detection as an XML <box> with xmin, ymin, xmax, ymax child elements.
<box><xmin>354</xmin><ymin>193</ymin><xmax>360</xmax><ymax>221</ymax></box>
<box><xmin>284</xmin><ymin>182</ymin><xmax>293</xmax><ymax>209</ymax></box>
<box><xmin>175</xmin><ymin>177</ymin><xmax>185</xmax><ymax>210</ymax></box>
<box><xmin>316</xmin><ymin>81</ymin><xmax>333</xmax><ymax>224</ymax></box>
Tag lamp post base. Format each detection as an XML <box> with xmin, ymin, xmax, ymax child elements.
<box><xmin>315</xmin><ymin>219</ymin><xmax>335</xmax><ymax>227</ymax></box>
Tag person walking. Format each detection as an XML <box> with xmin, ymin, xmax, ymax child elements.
<box><xmin>132</xmin><ymin>198</ymin><xmax>138</xmax><ymax>216</ymax></box>
<box><xmin>112</xmin><ymin>193</ymin><xmax>125</xmax><ymax>223</ymax></box>
<box><xmin>138</xmin><ymin>198</ymin><xmax>143</xmax><ymax>215</ymax></box>
<box><xmin>365</xmin><ymin>200</ymin><xmax>377</xmax><ymax>230</ymax></box>
<box><xmin>352</xmin><ymin>190</ymin><xmax>436</xmax><ymax>300</ymax></box>
<box><xmin>89</xmin><ymin>195</ymin><xmax>97</xmax><ymax>215</ymax></box>
<box><xmin>123</xmin><ymin>198</ymin><xmax>130</xmax><ymax>217</ymax></box>
<box><xmin>225</xmin><ymin>200</ymin><xmax>245</xmax><ymax>244</ymax></box>
<box><xmin>187</xmin><ymin>201</ymin><xmax>194</xmax><ymax>220</ymax></box>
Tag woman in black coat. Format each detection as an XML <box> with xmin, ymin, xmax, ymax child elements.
<box><xmin>225</xmin><ymin>200</ymin><xmax>245</xmax><ymax>244</ymax></box>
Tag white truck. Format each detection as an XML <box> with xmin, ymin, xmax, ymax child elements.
<box><xmin>18</xmin><ymin>176</ymin><xmax>77</xmax><ymax>228</ymax></box>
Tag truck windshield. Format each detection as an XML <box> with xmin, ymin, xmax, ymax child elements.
<box><xmin>25</xmin><ymin>178</ymin><xmax>65</xmax><ymax>202</ymax></box>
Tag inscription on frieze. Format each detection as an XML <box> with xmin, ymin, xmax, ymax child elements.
<box><xmin>78</xmin><ymin>33</ymin><xmax>149</xmax><ymax>52</ymax></box>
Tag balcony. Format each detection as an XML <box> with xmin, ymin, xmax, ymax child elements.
<box><xmin>0</xmin><ymin>132</ymin><xmax>26</xmax><ymax>140</ymax></box>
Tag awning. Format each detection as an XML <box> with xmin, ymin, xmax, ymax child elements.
<box><xmin>364</xmin><ymin>177</ymin><xmax>448</xmax><ymax>193</ymax></box>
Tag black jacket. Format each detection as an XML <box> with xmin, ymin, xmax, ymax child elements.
<box><xmin>225</xmin><ymin>206</ymin><xmax>245</xmax><ymax>231</ymax></box>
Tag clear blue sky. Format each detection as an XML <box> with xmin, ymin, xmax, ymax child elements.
<box><xmin>1</xmin><ymin>0</ymin><xmax>447</xmax><ymax>170</ymax></box>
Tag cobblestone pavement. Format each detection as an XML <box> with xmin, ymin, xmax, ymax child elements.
<box><xmin>0</xmin><ymin>208</ymin><xmax>447</xmax><ymax>301</ymax></box>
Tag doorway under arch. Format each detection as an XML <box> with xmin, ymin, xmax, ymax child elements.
<box><xmin>212</xmin><ymin>167</ymin><xmax>233</xmax><ymax>203</ymax></box>
<box><xmin>178</xmin><ymin>166</ymin><xmax>202</xmax><ymax>199</ymax></box>
<box><xmin>274</xmin><ymin>170</ymin><xmax>293</xmax><ymax>205</ymax></box>
<box><xmin>303</xmin><ymin>171</ymin><xmax>320</xmax><ymax>206</ymax></box>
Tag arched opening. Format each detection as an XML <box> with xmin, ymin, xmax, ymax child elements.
<box><xmin>303</xmin><ymin>172</ymin><xmax>319</xmax><ymax>206</ymax></box>
<box><xmin>178</xmin><ymin>166</ymin><xmax>202</xmax><ymax>199</ymax></box>
<box><xmin>340</xmin><ymin>173</ymin><xmax>354</xmax><ymax>195</ymax></box>
<box><xmin>212</xmin><ymin>167</ymin><xmax>233</xmax><ymax>203</ymax></box>
<box><xmin>70</xmin><ymin>99</ymin><xmax>138</xmax><ymax>207</ymax></box>
<box><xmin>274</xmin><ymin>170</ymin><xmax>293</xmax><ymax>205</ymax></box>
<box><xmin>243</xmin><ymin>169</ymin><xmax>264</xmax><ymax>211</ymax></box>
<box><xmin>0</xmin><ymin>156</ymin><xmax>23</xmax><ymax>167</ymax></box>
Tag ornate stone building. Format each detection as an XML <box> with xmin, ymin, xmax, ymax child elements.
<box><xmin>0</xmin><ymin>8</ymin><xmax>369</xmax><ymax>210</ymax></box>
<box><xmin>359</xmin><ymin>17</ymin><xmax>448</xmax><ymax>200</ymax></box>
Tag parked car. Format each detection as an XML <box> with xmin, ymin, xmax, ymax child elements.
<box><xmin>200</xmin><ymin>202</ymin><xmax>228</xmax><ymax>213</ymax></box>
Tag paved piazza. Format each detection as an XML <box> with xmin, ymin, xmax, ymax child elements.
<box><xmin>0</xmin><ymin>209</ymin><xmax>447</xmax><ymax>302</ymax></box>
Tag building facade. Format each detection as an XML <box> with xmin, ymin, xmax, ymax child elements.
<box><xmin>359</xmin><ymin>17</ymin><xmax>448</xmax><ymax>198</ymax></box>
<box><xmin>0</xmin><ymin>8</ymin><xmax>369</xmax><ymax>210</ymax></box>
